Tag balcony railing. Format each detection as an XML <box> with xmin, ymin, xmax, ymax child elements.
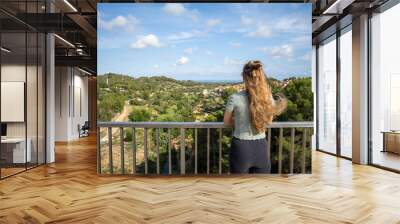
<box><xmin>97</xmin><ymin>122</ymin><xmax>313</xmax><ymax>175</ymax></box>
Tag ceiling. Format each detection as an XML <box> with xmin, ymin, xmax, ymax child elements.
<box><xmin>0</xmin><ymin>0</ymin><xmax>98</xmax><ymax>74</ymax></box>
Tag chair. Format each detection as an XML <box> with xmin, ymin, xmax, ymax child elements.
<box><xmin>79</xmin><ymin>121</ymin><xmax>90</xmax><ymax>138</ymax></box>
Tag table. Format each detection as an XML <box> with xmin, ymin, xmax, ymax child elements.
<box><xmin>382</xmin><ymin>131</ymin><xmax>400</xmax><ymax>154</ymax></box>
<box><xmin>1</xmin><ymin>138</ymin><xmax>32</xmax><ymax>163</ymax></box>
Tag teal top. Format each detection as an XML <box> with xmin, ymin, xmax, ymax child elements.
<box><xmin>225</xmin><ymin>90</ymin><xmax>266</xmax><ymax>140</ymax></box>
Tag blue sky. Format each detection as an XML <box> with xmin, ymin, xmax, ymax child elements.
<box><xmin>98</xmin><ymin>3</ymin><xmax>311</xmax><ymax>81</ymax></box>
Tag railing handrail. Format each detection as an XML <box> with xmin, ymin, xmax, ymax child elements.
<box><xmin>97</xmin><ymin>121</ymin><xmax>314</xmax><ymax>128</ymax></box>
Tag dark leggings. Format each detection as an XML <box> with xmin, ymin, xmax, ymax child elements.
<box><xmin>229</xmin><ymin>137</ymin><xmax>271</xmax><ymax>174</ymax></box>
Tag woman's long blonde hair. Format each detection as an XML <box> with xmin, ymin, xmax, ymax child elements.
<box><xmin>242</xmin><ymin>60</ymin><xmax>287</xmax><ymax>133</ymax></box>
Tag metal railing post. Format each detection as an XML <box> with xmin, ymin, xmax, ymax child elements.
<box><xmin>219</xmin><ymin>128</ymin><xmax>222</xmax><ymax>175</ymax></box>
<box><xmin>207</xmin><ymin>128</ymin><xmax>210</xmax><ymax>175</ymax></box>
<box><xmin>302</xmin><ymin>128</ymin><xmax>308</xmax><ymax>174</ymax></box>
<box><xmin>290</xmin><ymin>128</ymin><xmax>295</xmax><ymax>174</ymax></box>
<box><xmin>120</xmin><ymin>127</ymin><xmax>125</xmax><ymax>174</ymax></box>
<box><xmin>108</xmin><ymin>127</ymin><xmax>113</xmax><ymax>174</ymax></box>
<box><xmin>168</xmin><ymin>128</ymin><xmax>172</xmax><ymax>175</ymax></box>
<box><xmin>278</xmin><ymin>128</ymin><xmax>283</xmax><ymax>174</ymax></box>
<box><xmin>156</xmin><ymin>128</ymin><xmax>160</xmax><ymax>175</ymax></box>
<box><xmin>144</xmin><ymin>128</ymin><xmax>148</xmax><ymax>175</ymax></box>
<box><xmin>195</xmin><ymin>128</ymin><xmax>198</xmax><ymax>175</ymax></box>
<box><xmin>132</xmin><ymin>127</ymin><xmax>136</xmax><ymax>174</ymax></box>
<box><xmin>180</xmin><ymin>128</ymin><xmax>185</xmax><ymax>175</ymax></box>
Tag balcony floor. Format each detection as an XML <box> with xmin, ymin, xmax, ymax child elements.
<box><xmin>1</xmin><ymin>136</ymin><xmax>400</xmax><ymax>223</ymax></box>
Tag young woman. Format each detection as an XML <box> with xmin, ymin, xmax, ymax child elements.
<box><xmin>224</xmin><ymin>60</ymin><xmax>287</xmax><ymax>174</ymax></box>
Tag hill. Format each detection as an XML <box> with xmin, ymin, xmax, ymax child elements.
<box><xmin>97</xmin><ymin>73</ymin><xmax>313</xmax><ymax>123</ymax></box>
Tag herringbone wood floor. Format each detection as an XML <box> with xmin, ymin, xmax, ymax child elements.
<box><xmin>1</xmin><ymin>136</ymin><xmax>400</xmax><ymax>224</ymax></box>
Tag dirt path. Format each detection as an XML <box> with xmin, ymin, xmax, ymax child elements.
<box><xmin>99</xmin><ymin>101</ymin><xmax>152</xmax><ymax>164</ymax></box>
<box><xmin>100</xmin><ymin>101</ymin><xmax>131</xmax><ymax>142</ymax></box>
<box><xmin>113</xmin><ymin>100</ymin><xmax>131</xmax><ymax>122</ymax></box>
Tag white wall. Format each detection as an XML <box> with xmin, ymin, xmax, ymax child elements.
<box><xmin>72</xmin><ymin>72</ymin><xmax>89</xmax><ymax>138</ymax></box>
<box><xmin>55</xmin><ymin>67</ymin><xmax>89</xmax><ymax>141</ymax></box>
<box><xmin>0</xmin><ymin>65</ymin><xmax>42</xmax><ymax>137</ymax></box>
<box><xmin>1</xmin><ymin>65</ymin><xmax>26</xmax><ymax>139</ymax></box>
<box><xmin>55</xmin><ymin>66</ymin><xmax>69</xmax><ymax>141</ymax></box>
<box><xmin>1</xmin><ymin>63</ymin><xmax>46</xmax><ymax>164</ymax></box>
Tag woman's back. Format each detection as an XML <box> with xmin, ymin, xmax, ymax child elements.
<box><xmin>224</xmin><ymin>60</ymin><xmax>286</xmax><ymax>173</ymax></box>
<box><xmin>226</xmin><ymin>90</ymin><xmax>266</xmax><ymax>140</ymax></box>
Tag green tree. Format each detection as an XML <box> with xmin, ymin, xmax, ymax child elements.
<box><xmin>278</xmin><ymin>77</ymin><xmax>313</xmax><ymax>121</ymax></box>
<box><xmin>129</xmin><ymin>108</ymin><xmax>152</xmax><ymax>122</ymax></box>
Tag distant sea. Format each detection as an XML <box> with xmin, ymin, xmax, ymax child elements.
<box><xmin>192</xmin><ymin>80</ymin><xmax>242</xmax><ymax>84</ymax></box>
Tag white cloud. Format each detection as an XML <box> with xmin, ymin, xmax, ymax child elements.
<box><xmin>176</xmin><ymin>56</ymin><xmax>189</xmax><ymax>65</ymax></box>
<box><xmin>264</xmin><ymin>45</ymin><xmax>294</xmax><ymax>58</ymax></box>
<box><xmin>163</xmin><ymin>3</ymin><xmax>199</xmax><ymax>21</ymax></box>
<box><xmin>229</xmin><ymin>41</ymin><xmax>241</xmax><ymax>47</ymax></box>
<box><xmin>184</xmin><ymin>48</ymin><xmax>194</xmax><ymax>54</ymax></box>
<box><xmin>154</xmin><ymin>64</ymin><xmax>160</xmax><ymax>69</ymax></box>
<box><xmin>224</xmin><ymin>57</ymin><xmax>242</xmax><ymax>66</ymax></box>
<box><xmin>163</xmin><ymin>3</ymin><xmax>185</xmax><ymax>15</ymax></box>
<box><xmin>240</xmin><ymin>16</ymin><xmax>253</xmax><ymax>26</ymax></box>
<box><xmin>247</xmin><ymin>24</ymin><xmax>271</xmax><ymax>38</ymax></box>
<box><xmin>271</xmin><ymin>45</ymin><xmax>293</xmax><ymax>58</ymax></box>
<box><xmin>276</xmin><ymin>17</ymin><xmax>308</xmax><ymax>32</ymax></box>
<box><xmin>130</xmin><ymin>34</ymin><xmax>162</xmax><ymax>49</ymax></box>
<box><xmin>276</xmin><ymin>18</ymin><xmax>299</xmax><ymax>30</ymax></box>
<box><xmin>206</xmin><ymin>18</ymin><xmax>221</xmax><ymax>27</ymax></box>
<box><xmin>167</xmin><ymin>30</ymin><xmax>205</xmax><ymax>41</ymax></box>
<box><xmin>98</xmin><ymin>15</ymin><xmax>138</xmax><ymax>32</ymax></box>
<box><xmin>168</xmin><ymin>32</ymin><xmax>192</xmax><ymax>40</ymax></box>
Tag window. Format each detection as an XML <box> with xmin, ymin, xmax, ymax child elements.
<box><xmin>317</xmin><ymin>35</ymin><xmax>337</xmax><ymax>154</ymax></box>
<box><xmin>339</xmin><ymin>27</ymin><xmax>352</xmax><ymax>158</ymax></box>
<box><xmin>370</xmin><ymin>3</ymin><xmax>400</xmax><ymax>171</ymax></box>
